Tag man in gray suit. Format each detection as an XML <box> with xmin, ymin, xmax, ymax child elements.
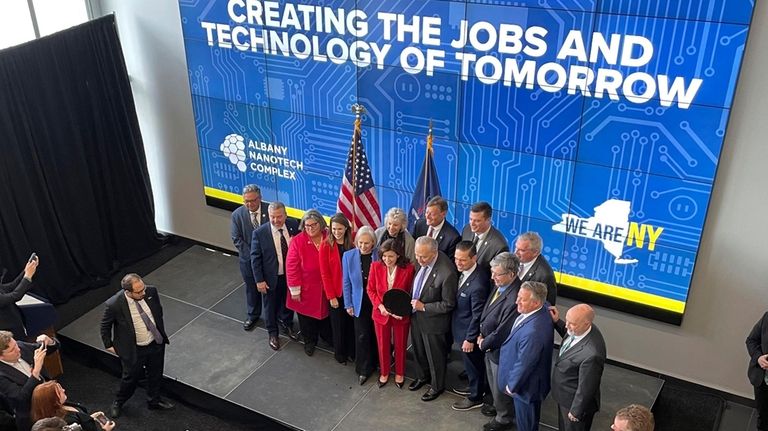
<box><xmin>515</xmin><ymin>231</ymin><xmax>557</xmax><ymax>305</ymax></box>
<box><xmin>409</xmin><ymin>236</ymin><xmax>458</xmax><ymax>402</ymax></box>
<box><xmin>461</xmin><ymin>202</ymin><xmax>509</xmax><ymax>270</ymax></box>
<box><xmin>231</xmin><ymin>184</ymin><xmax>269</xmax><ymax>331</ymax></box>
<box><xmin>549</xmin><ymin>304</ymin><xmax>606</xmax><ymax>431</ymax></box>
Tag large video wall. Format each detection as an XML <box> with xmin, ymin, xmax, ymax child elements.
<box><xmin>178</xmin><ymin>0</ymin><xmax>755</xmax><ymax>324</ymax></box>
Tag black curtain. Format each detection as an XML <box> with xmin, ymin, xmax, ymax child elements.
<box><xmin>0</xmin><ymin>15</ymin><xmax>162</xmax><ymax>303</ymax></box>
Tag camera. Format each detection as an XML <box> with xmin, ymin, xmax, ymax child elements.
<box><xmin>62</xmin><ymin>424</ymin><xmax>83</xmax><ymax>431</ymax></box>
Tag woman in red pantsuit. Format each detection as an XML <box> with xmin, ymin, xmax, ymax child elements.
<box><xmin>286</xmin><ymin>209</ymin><xmax>330</xmax><ymax>356</ymax></box>
<box><xmin>319</xmin><ymin>213</ymin><xmax>355</xmax><ymax>364</ymax></box>
<box><xmin>367</xmin><ymin>238</ymin><xmax>415</xmax><ymax>388</ymax></box>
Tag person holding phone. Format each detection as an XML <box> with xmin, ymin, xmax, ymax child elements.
<box><xmin>0</xmin><ymin>331</ymin><xmax>58</xmax><ymax>431</ymax></box>
<box><xmin>30</xmin><ymin>381</ymin><xmax>115</xmax><ymax>431</ymax></box>
<box><xmin>0</xmin><ymin>254</ymin><xmax>39</xmax><ymax>339</ymax></box>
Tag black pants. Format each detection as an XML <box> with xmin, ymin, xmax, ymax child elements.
<box><xmin>243</xmin><ymin>276</ymin><xmax>262</xmax><ymax>320</ymax></box>
<box><xmin>263</xmin><ymin>275</ymin><xmax>294</xmax><ymax>336</ymax></box>
<box><xmin>558</xmin><ymin>405</ymin><xmax>595</xmax><ymax>431</ymax></box>
<box><xmin>116</xmin><ymin>343</ymin><xmax>165</xmax><ymax>405</ymax></box>
<box><xmin>410</xmin><ymin>316</ymin><xmax>449</xmax><ymax>392</ymax></box>
<box><xmin>353</xmin><ymin>292</ymin><xmax>378</xmax><ymax>376</ymax></box>
<box><xmin>297</xmin><ymin>314</ymin><xmax>331</xmax><ymax>347</ymax></box>
<box><xmin>462</xmin><ymin>344</ymin><xmax>487</xmax><ymax>401</ymax></box>
<box><xmin>329</xmin><ymin>296</ymin><xmax>355</xmax><ymax>362</ymax></box>
<box><xmin>756</xmin><ymin>382</ymin><xmax>768</xmax><ymax>431</ymax></box>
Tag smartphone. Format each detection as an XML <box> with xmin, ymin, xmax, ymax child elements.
<box><xmin>93</xmin><ymin>412</ymin><xmax>109</xmax><ymax>426</ymax></box>
<box><xmin>37</xmin><ymin>342</ymin><xmax>47</xmax><ymax>351</ymax></box>
<box><xmin>28</xmin><ymin>253</ymin><xmax>37</xmax><ymax>263</ymax></box>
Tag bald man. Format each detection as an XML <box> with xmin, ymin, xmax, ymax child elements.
<box><xmin>548</xmin><ymin>304</ymin><xmax>606</xmax><ymax>431</ymax></box>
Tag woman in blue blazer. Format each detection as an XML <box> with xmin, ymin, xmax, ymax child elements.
<box><xmin>343</xmin><ymin>226</ymin><xmax>379</xmax><ymax>385</ymax></box>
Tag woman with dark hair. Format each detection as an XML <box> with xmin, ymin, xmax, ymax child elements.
<box><xmin>342</xmin><ymin>226</ymin><xmax>379</xmax><ymax>385</ymax></box>
<box><xmin>286</xmin><ymin>209</ymin><xmax>331</xmax><ymax>356</ymax></box>
<box><xmin>367</xmin><ymin>239</ymin><xmax>415</xmax><ymax>388</ymax></box>
<box><xmin>319</xmin><ymin>213</ymin><xmax>355</xmax><ymax>365</ymax></box>
<box><xmin>30</xmin><ymin>381</ymin><xmax>115</xmax><ymax>431</ymax></box>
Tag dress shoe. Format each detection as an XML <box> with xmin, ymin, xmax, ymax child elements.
<box><xmin>269</xmin><ymin>336</ymin><xmax>280</xmax><ymax>351</ymax></box>
<box><xmin>279</xmin><ymin>323</ymin><xmax>300</xmax><ymax>341</ymax></box>
<box><xmin>358</xmin><ymin>375</ymin><xmax>369</xmax><ymax>385</ymax></box>
<box><xmin>421</xmin><ymin>388</ymin><xmax>443</xmax><ymax>402</ymax></box>
<box><xmin>304</xmin><ymin>342</ymin><xmax>316</xmax><ymax>356</ymax></box>
<box><xmin>408</xmin><ymin>378</ymin><xmax>430</xmax><ymax>391</ymax></box>
<box><xmin>452</xmin><ymin>398</ymin><xmax>483</xmax><ymax>411</ymax></box>
<box><xmin>480</xmin><ymin>403</ymin><xmax>497</xmax><ymax>417</ymax></box>
<box><xmin>109</xmin><ymin>402</ymin><xmax>122</xmax><ymax>418</ymax></box>
<box><xmin>483</xmin><ymin>419</ymin><xmax>513</xmax><ymax>431</ymax></box>
<box><xmin>451</xmin><ymin>386</ymin><xmax>471</xmax><ymax>396</ymax></box>
<box><xmin>394</xmin><ymin>376</ymin><xmax>405</xmax><ymax>389</ymax></box>
<box><xmin>147</xmin><ymin>400</ymin><xmax>175</xmax><ymax>411</ymax></box>
<box><xmin>378</xmin><ymin>378</ymin><xmax>388</xmax><ymax>388</ymax></box>
<box><xmin>243</xmin><ymin>318</ymin><xmax>257</xmax><ymax>331</ymax></box>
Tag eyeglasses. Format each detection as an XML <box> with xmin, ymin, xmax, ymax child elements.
<box><xmin>491</xmin><ymin>271</ymin><xmax>510</xmax><ymax>278</ymax></box>
<box><xmin>244</xmin><ymin>198</ymin><xmax>260</xmax><ymax>203</ymax></box>
<box><xmin>304</xmin><ymin>222</ymin><xmax>319</xmax><ymax>229</ymax></box>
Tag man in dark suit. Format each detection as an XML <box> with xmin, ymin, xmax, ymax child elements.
<box><xmin>0</xmin><ymin>257</ymin><xmax>39</xmax><ymax>339</ymax></box>
<box><xmin>251</xmin><ymin>201</ymin><xmax>300</xmax><ymax>351</ymax></box>
<box><xmin>515</xmin><ymin>232</ymin><xmax>557</xmax><ymax>305</ymax></box>
<box><xmin>231</xmin><ymin>184</ymin><xmax>270</xmax><ymax>331</ymax></box>
<box><xmin>412</xmin><ymin>196</ymin><xmax>461</xmax><ymax>260</ymax></box>
<box><xmin>549</xmin><ymin>304</ymin><xmax>606</xmax><ymax>431</ymax></box>
<box><xmin>747</xmin><ymin>310</ymin><xmax>768</xmax><ymax>430</ymax></box>
<box><xmin>477</xmin><ymin>252</ymin><xmax>521</xmax><ymax>431</ymax></box>
<box><xmin>409</xmin><ymin>236</ymin><xmax>458</xmax><ymax>402</ymax></box>
<box><xmin>499</xmin><ymin>281</ymin><xmax>554</xmax><ymax>431</ymax></box>
<box><xmin>100</xmin><ymin>274</ymin><xmax>173</xmax><ymax>418</ymax></box>
<box><xmin>461</xmin><ymin>202</ymin><xmax>509</xmax><ymax>270</ymax></box>
<box><xmin>450</xmin><ymin>241</ymin><xmax>491</xmax><ymax>411</ymax></box>
<box><xmin>0</xmin><ymin>331</ymin><xmax>58</xmax><ymax>431</ymax></box>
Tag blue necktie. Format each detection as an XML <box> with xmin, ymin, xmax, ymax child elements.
<box><xmin>413</xmin><ymin>265</ymin><xmax>429</xmax><ymax>299</ymax></box>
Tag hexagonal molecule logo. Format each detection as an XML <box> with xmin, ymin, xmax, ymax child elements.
<box><xmin>220</xmin><ymin>134</ymin><xmax>247</xmax><ymax>172</ymax></box>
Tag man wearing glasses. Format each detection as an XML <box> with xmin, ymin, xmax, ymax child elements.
<box><xmin>101</xmin><ymin>273</ymin><xmax>173</xmax><ymax>418</ymax></box>
<box><xmin>514</xmin><ymin>232</ymin><xmax>557</xmax><ymax>305</ymax></box>
<box><xmin>476</xmin><ymin>252</ymin><xmax>522</xmax><ymax>431</ymax></box>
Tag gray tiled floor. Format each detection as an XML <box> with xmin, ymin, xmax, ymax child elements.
<box><xmin>61</xmin><ymin>245</ymin><xmax>668</xmax><ymax>431</ymax></box>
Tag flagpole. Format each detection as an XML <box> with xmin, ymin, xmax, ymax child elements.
<box><xmin>351</xmin><ymin>103</ymin><xmax>366</xmax><ymax>230</ymax></box>
<box><xmin>424</xmin><ymin>119</ymin><xmax>432</xmax><ymax>206</ymax></box>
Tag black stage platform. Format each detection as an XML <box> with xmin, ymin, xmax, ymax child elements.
<box><xmin>60</xmin><ymin>245</ymin><xmax>663</xmax><ymax>430</ymax></box>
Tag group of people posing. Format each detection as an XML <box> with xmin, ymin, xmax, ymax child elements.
<box><xmin>232</xmin><ymin>186</ymin><xmax>612</xmax><ymax>431</ymax></box>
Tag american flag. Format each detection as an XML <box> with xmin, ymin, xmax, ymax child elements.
<box><xmin>337</xmin><ymin>116</ymin><xmax>381</xmax><ymax>231</ymax></box>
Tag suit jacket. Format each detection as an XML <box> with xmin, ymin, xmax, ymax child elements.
<box><xmin>411</xmin><ymin>218</ymin><xmax>461</xmax><ymax>259</ymax></box>
<box><xmin>286</xmin><ymin>231</ymin><xmax>329</xmax><ymax>320</ymax></box>
<box><xmin>319</xmin><ymin>242</ymin><xmax>345</xmax><ymax>300</ymax></box>
<box><xmin>342</xmin><ymin>248</ymin><xmax>378</xmax><ymax>317</ymax></box>
<box><xmin>452</xmin><ymin>266</ymin><xmax>491</xmax><ymax>344</ymax></box>
<box><xmin>249</xmin><ymin>220</ymin><xmax>300</xmax><ymax>292</ymax></box>
<box><xmin>747</xmin><ymin>311</ymin><xmax>768</xmax><ymax>386</ymax></box>
<box><xmin>520</xmin><ymin>255</ymin><xmax>558</xmax><ymax>305</ymax></box>
<box><xmin>461</xmin><ymin>225</ymin><xmax>509</xmax><ymax>269</ymax></box>
<box><xmin>498</xmin><ymin>305</ymin><xmax>554</xmax><ymax>403</ymax></box>
<box><xmin>0</xmin><ymin>340</ymin><xmax>58</xmax><ymax>430</ymax></box>
<box><xmin>412</xmin><ymin>251</ymin><xmax>458</xmax><ymax>334</ymax></box>
<box><xmin>100</xmin><ymin>286</ymin><xmax>169</xmax><ymax>366</ymax></box>
<box><xmin>231</xmin><ymin>202</ymin><xmax>270</xmax><ymax>280</ymax></box>
<box><xmin>367</xmin><ymin>262</ymin><xmax>415</xmax><ymax>325</ymax></box>
<box><xmin>374</xmin><ymin>228</ymin><xmax>416</xmax><ymax>265</ymax></box>
<box><xmin>552</xmin><ymin>322</ymin><xmax>606</xmax><ymax>419</ymax></box>
<box><xmin>479</xmin><ymin>278</ymin><xmax>522</xmax><ymax>363</ymax></box>
<box><xmin>0</xmin><ymin>272</ymin><xmax>32</xmax><ymax>338</ymax></box>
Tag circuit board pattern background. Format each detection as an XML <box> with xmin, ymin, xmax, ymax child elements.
<box><xmin>179</xmin><ymin>0</ymin><xmax>755</xmax><ymax>316</ymax></box>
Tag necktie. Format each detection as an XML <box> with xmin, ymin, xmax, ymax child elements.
<box><xmin>458</xmin><ymin>273</ymin><xmax>465</xmax><ymax>286</ymax></box>
<box><xmin>250</xmin><ymin>212</ymin><xmax>258</xmax><ymax>227</ymax></box>
<box><xmin>427</xmin><ymin>226</ymin><xmax>434</xmax><ymax>238</ymax></box>
<box><xmin>278</xmin><ymin>228</ymin><xmax>288</xmax><ymax>270</ymax></box>
<box><xmin>490</xmin><ymin>287</ymin><xmax>502</xmax><ymax>304</ymax></box>
<box><xmin>512</xmin><ymin>314</ymin><xmax>524</xmax><ymax>330</ymax></box>
<box><xmin>559</xmin><ymin>336</ymin><xmax>574</xmax><ymax>357</ymax></box>
<box><xmin>413</xmin><ymin>266</ymin><xmax>429</xmax><ymax>300</ymax></box>
<box><xmin>472</xmin><ymin>234</ymin><xmax>480</xmax><ymax>248</ymax></box>
<box><xmin>134</xmin><ymin>300</ymin><xmax>163</xmax><ymax>344</ymax></box>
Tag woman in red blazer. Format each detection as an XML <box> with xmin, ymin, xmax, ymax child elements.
<box><xmin>319</xmin><ymin>213</ymin><xmax>355</xmax><ymax>364</ymax></box>
<box><xmin>286</xmin><ymin>209</ymin><xmax>330</xmax><ymax>356</ymax></box>
<box><xmin>367</xmin><ymin>238</ymin><xmax>415</xmax><ymax>388</ymax></box>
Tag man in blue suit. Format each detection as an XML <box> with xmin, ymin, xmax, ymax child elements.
<box><xmin>231</xmin><ymin>184</ymin><xmax>269</xmax><ymax>331</ymax></box>
<box><xmin>250</xmin><ymin>201</ymin><xmax>299</xmax><ymax>350</ymax></box>
<box><xmin>499</xmin><ymin>281</ymin><xmax>553</xmax><ymax>431</ymax></box>
<box><xmin>451</xmin><ymin>241</ymin><xmax>491</xmax><ymax>411</ymax></box>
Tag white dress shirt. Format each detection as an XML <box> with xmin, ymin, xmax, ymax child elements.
<box><xmin>271</xmin><ymin>224</ymin><xmax>291</xmax><ymax>275</ymax></box>
<box><xmin>126</xmin><ymin>294</ymin><xmax>158</xmax><ymax>346</ymax></box>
